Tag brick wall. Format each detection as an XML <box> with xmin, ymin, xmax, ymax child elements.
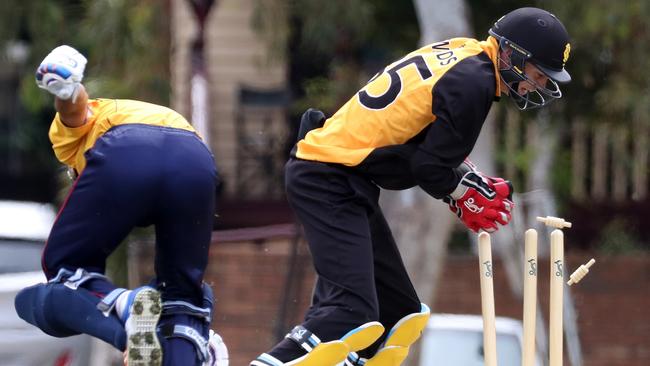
<box><xmin>134</xmin><ymin>237</ymin><xmax>650</xmax><ymax>366</ymax></box>
<box><xmin>171</xmin><ymin>0</ymin><xmax>288</xmax><ymax>197</ymax></box>
<box><xmin>132</xmin><ymin>228</ymin><xmax>314</xmax><ymax>366</ymax></box>
<box><xmin>435</xmin><ymin>254</ymin><xmax>650</xmax><ymax>366</ymax></box>
<box><xmin>205</xmin><ymin>238</ymin><xmax>314</xmax><ymax>365</ymax></box>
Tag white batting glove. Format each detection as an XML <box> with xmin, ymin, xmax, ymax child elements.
<box><xmin>35</xmin><ymin>45</ymin><xmax>87</xmax><ymax>101</ymax></box>
<box><xmin>204</xmin><ymin>330</ymin><xmax>229</xmax><ymax>366</ymax></box>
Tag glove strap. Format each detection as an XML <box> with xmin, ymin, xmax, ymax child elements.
<box><xmin>450</xmin><ymin>171</ymin><xmax>495</xmax><ymax>200</ymax></box>
<box><xmin>449</xmin><ymin>182</ymin><xmax>469</xmax><ymax>200</ymax></box>
<box><xmin>449</xmin><ymin>161</ymin><xmax>479</xmax><ymax>199</ymax></box>
<box><xmin>70</xmin><ymin>84</ymin><xmax>82</xmax><ymax>103</ymax></box>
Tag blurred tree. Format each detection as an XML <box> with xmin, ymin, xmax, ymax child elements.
<box><xmin>78</xmin><ymin>0</ymin><xmax>171</xmax><ymax>103</ymax></box>
<box><xmin>547</xmin><ymin>0</ymin><xmax>649</xmax><ymax>209</ymax></box>
<box><xmin>0</xmin><ymin>0</ymin><xmax>171</xmax><ymax>203</ymax></box>
<box><xmin>470</xmin><ymin>1</ymin><xmax>649</xmax><ymax>247</ymax></box>
<box><xmin>468</xmin><ymin>0</ymin><xmax>650</xmax><ymax>187</ymax></box>
<box><xmin>0</xmin><ymin>1</ymin><xmax>71</xmax><ymax>200</ymax></box>
<box><xmin>543</xmin><ymin>0</ymin><xmax>650</xmax><ymax>126</ymax></box>
<box><xmin>253</xmin><ymin>0</ymin><xmax>419</xmax><ymax>115</ymax></box>
<box><xmin>399</xmin><ymin>0</ymin><xmax>473</xmax><ymax>295</ymax></box>
<box><xmin>0</xmin><ymin>0</ymin><xmax>173</xmax><ymax>287</ymax></box>
<box><xmin>185</xmin><ymin>0</ymin><xmax>218</xmax><ymax>148</ymax></box>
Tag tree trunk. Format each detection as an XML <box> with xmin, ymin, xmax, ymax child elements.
<box><xmin>632</xmin><ymin>118</ymin><xmax>648</xmax><ymax>200</ymax></box>
<box><xmin>391</xmin><ymin>0</ymin><xmax>473</xmax><ymax>304</ymax></box>
<box><xmin>571</xmin><ymin>119</ymin><xmax>587</xmax><ymax>201</ymax></box>
<box><xmin>591</xmin><ymin>123</ymin><xmax>609</xmax><ymax>201</ymax></box>
<box><xmin>381</xmin><ymin>1</ymin><xmax>474</xmax><ymax>365</ymax></box>
<box><xmin>188</xmin><ymin>0</ymin><xmax>217</xmax><ymax>149</ymax></box>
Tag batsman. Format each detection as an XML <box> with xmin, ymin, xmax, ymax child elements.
<box><xmin>251</xmin><ymin>7</ymin><xmax>571</xmax><ymax>366</ymax></box>
<box><xmin>14</xmin><ymin>45</ymin><xmax>228</xmax><ymax>365</ymax></box>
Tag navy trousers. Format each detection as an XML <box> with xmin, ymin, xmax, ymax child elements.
<box><xmin>41</xmin><ymin>124</ymin><xmax>218</xmax><ymax>305</ymax></box>
<box><xmin>270</xmin><ymin>158</ymin><xmax>420</xmax><ymax>360</ymax></box>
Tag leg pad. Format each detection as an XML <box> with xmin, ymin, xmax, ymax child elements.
<box><xmin>341</xmin><ymin>321</ymin><xmax>385</xmax><ymax>352</ymax></box>
<box><xmin>384</xmin><ymin>303</ymin><xmax>430</xmax><ymax>347</ymax></box>
<box><xmin>364</xmin><ymin>346</ymin><xmax>408</xmax><ymax>366</ymax></box>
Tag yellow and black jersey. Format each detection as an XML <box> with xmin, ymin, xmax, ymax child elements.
<box><xmin>296</xmin><ymin>36</ymin><xmax>502</xmax><ymax>198</ymax></box>
<box><xmin>49</xmin><ymin>99</ymin><xmax>197</xmax><ymax>173</ymax></box>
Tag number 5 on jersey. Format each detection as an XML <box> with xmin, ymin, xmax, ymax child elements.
<box><xmin>358</xmin><ymin>55</ymin><xmax>433</xmax><ymax>110</ymax></box>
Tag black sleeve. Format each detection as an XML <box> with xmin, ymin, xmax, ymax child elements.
<box><xmin>410</xmin><ymin>53</ymin><xmax>497</xmax><ymax>199</ymax></box>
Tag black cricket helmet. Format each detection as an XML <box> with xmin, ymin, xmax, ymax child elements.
<box><xmin>489</xmin><ymin>7</ymin><xmax>571</xmax><ymax>110</ymax></box>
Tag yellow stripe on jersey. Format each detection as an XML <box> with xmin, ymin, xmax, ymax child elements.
<box><xmin>296</xmin><ymin>37</ymin><xmax>501</xmax><ymax>166</ymax></box>
<box><xmin>49</xmin><ymin>99</ymin><xmax>197</xmax><ymax>173</ymax></box>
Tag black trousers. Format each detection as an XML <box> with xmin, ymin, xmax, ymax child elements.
<box><xmin>283</xmin><ymin>158</ymin><xmax>421</xmax><ymax>356</ymax></box>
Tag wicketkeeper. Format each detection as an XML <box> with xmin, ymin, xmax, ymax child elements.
<box><xmin>251</xmin><ymin>7</ymin><xmax>571</xmax><ymax>366</ymax></box>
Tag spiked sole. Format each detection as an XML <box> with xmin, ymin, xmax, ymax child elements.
<box><xmin>126</xmin><ymin>288</ymin><xmax>163</xmax><ymax>366</ymax></box>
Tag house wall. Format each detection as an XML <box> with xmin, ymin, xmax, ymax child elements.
<box><xmin>171</xmin><ymin>0</ymin><xmax>287</xmax><ymax>197</ymax></box>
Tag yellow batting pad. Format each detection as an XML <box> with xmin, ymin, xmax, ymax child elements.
<box><xmin>287</xmin><ymin>340</ymin><xmax>349</xmax><ymax>366</ymax></box>
<box><xmin>364</xmin><ymin>346</ymin><xmax>408</xmax><ymax>366</ymax></box>
<box><xmin>341</xmin><ymin>321</ymin><xmax>385</xmax><ymax>352</ymax></box>
<box><xmin>385</xmin><ymin>304</ymin><xmax>431</xmax><ymax>347</ymax></box>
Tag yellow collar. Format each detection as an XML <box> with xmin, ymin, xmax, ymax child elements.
<box><xmin>479</xmin><ymin>36</ymin><xmax>503</xmax><ymax>98</ymax></box>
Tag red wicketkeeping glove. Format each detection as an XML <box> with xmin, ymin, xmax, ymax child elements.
<box><xmin>443</xmin><ymin>160</ymin><xmax>514</xmax><ymax>233</ymax></box>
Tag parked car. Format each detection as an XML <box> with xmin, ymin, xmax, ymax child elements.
<box><xmin>419</xmin><ymin>313</ymin><xmax>543</xmax><ymax>366</ymax></box>
<box><xmin>0</xmin><ymin>200</ymin><xmax>92</xmax><ymax>366</ymax></box>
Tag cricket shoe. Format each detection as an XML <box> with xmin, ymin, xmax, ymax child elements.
<box><xmin>251</xmin><ymin>340</ymin><xmax>349</xmax><ymax>366</ymax></box>
<box><xmin>121</xmin><ymin>287</ymin><xmax>163</xmax><ymax>366</ymax></box>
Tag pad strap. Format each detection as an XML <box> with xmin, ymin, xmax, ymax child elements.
<box><xmin>158</xmin><ymin>300</ymin><xmax>213</xmax><ymax>362</ymax></box>
<box><xmin>162</xmin><ymin>300</ymin><xmax>211</xmax><ymax>322</ymax></box>
<box><xmin>161</xmin><ymin>324</ymin><xmax>209</xmax><ymax>362</ymax></box>
<box><xmin>49</xmin><ymin>268</ymin><xmax>109</xmax><ymax>290</ymax></box>
<box><xmin>96</xmin><ymin>288</ymin><xmax>128</xmax><ymax>317</ymax></box>
<box><xmin>286</xmin><ymin>325</ymin><xmax>321</xmax><ymax>352</ymax></box>
<box><xmin>48</xmin><ymin>268</ymin><xmax>74</xmax><ymax>284</ymax></box>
